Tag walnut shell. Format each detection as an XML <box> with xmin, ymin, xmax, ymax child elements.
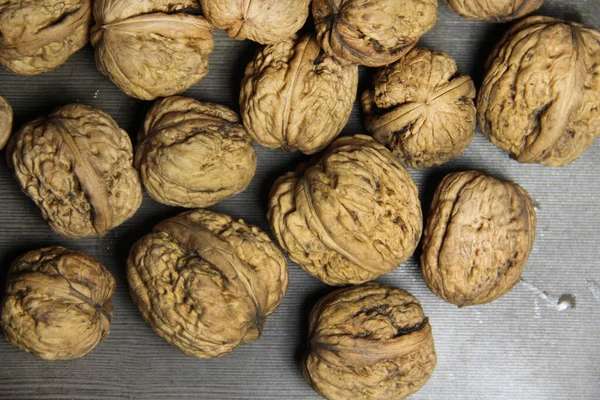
<box><xmin>127</xmin><ymin>209</ymin><xmax>288</xmax><ymax>358</ymax></box>
<box><xmin>0</xmin><ymin>0</ymin><xmax>91</xmax><ymax>75</ymax></box>
<box><xmin>7</xmin><ymin>104</ymin><xmax>142</xmax><ymax>238</ymax></box>
<box><xmin>312</xmin><ymin>0</ymin><xmax>438</xmax><ymax>67</ymax></box>
<box><xmin>201</xmin><ymin>0</ymin><xmax>311</xmax><ymax>45</ymax></box>
<box><xmin>0</xmin><ymin>247</ymin><xmax>115</xmax><ymax>360</ymax></box>
<box><xmin>90</xmin><ymin>1</ymin><xmax>214</xmax><ymax>100</ymax></box>
<box><xmin>362</xmin><ymin>48</ymin><xmax>476</xmax><ymax>168</ymax></box>
<box><xmin>445</xmin><ymin>0</ymin><xmax>543</xmax><ymax>22</ymax></box>
<box><xmin>240</xmin><ymin>35</ymin><xmax>358</xmax><ymax>154</ymax></box>
<box><xmin>478</xmin><ymin>16</ymin><xmax>600</xmax><ymax>166</ymax></box>
<box><xmin>421</xmin><ymin>171</ymin><xmax>536</xmax><ymax>307</ymax></box>
<box><xmin>303</xmin><ymin>282</ymin><xmax>436</xmax><ymax>400</ymax></box>
<box><xmin>0</xmin><ymin>96</ymin><xmax>12</xmax><ymax>150</ymax></box>
<box><xmin>268</xmin><ymin>135</ymin><xmax>422</xmax><ymax>286</ymax></box>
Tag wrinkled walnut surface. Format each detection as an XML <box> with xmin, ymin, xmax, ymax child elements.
<box><xmin>7</xmin><ymin>104</ymin><xmax>142</xmax><ymax>238</ymax></box>
<box><xmin>478</xmin><ymin>16</ymin><xmax>600</xmax><ymax>166</ymax></box>
<box><xmin>421</xmin><ymin>171</ymin><xmax>536</xmax><ymax>307</ymax></box>
<box><xmin>0</xmin><ymin>95</ymin><xmax>12</xmax><ymax>150</ymax></box>
<box><xmin>362</xmin><ymin>48</ymin><xmax>476</xmax><ymax>168</ymax></box>
<box><xmin>445</xmin><ymin>0</ymin><xmax>543</xmax><ymax>22</ymax></box>
<box><xmin>1</xmin><ymin>247</ymin><xmax>115</xmax><ymax>360</ymax></box>
<box><xmin>268</xmin><ymin>135</ymin><xmax>422</xmax><ymax>286</ymax></box>
<box><xmin>127</xmin><ymin>209</ymin><xmax>288</xmax><ymax>358</ymax></box>
<box><xmin>241</xmin><ymin>35</ymin><xmax>358</xmax><ymax>154</ymax></box>
<box><xmin>304</xmin><ymin>282</ymin><xmax>436</xmax><ymax>400</ymax></box>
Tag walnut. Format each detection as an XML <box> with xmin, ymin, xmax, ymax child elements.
<box><xmin>362</xmin><ymin>48</ymin><xmax>476</xmax><ymax>168</ymax></box>
<box><xmin>445</xmin><ymin>0</ymin><xmax>543</xmax><ymax>22</ymax></box>
<box><xmin>127</xmin><ymin>209</ymin><xmax>288</xmax><ymax>358</ymax></box>
<box><xmin>201</xmin><ymin>0</ymin><xmax>311</xmax><ymax>45</ymax></box>
<box><xmin>0</xmin><ymin>96</ymin><xmax>12</xmax><ymax>150</ymax></box>
<box><xmin>7</xmin><ymin>104</ymin><xmax>142</xmax><ymax>238</ymax></box>
<box><xmin>240</xmin><ymin>35</ymin><xmax>358</xmax><ymax>154</ymax></box>
<box><xmin>0</xmin><ymin>247</ymin><xmax>115</xmax><ymax>360</ymax></box>
<box><xmin>478</xmin><ymin>16</ymin><xmax>600</xmax><ymax>166</ymax></box>
<box><xmin>421</xmin><ymin>171</ymin><xmax>536</xmax><ymax>307</ymax></box>
<box><xmin>268</xmin><ymin>135</ymin><xmax>422</xmax><ymax>286</ymax></box>
<box><xmin>90</xmin><ymin>1</ymin><xmax>214</xmax><ymax>100</ymax></box>
<box><xmin>303</xmin><ymin>282</ymin><xmax>436</xmax><ymax>400</ymax></box>
<box><xmin>0</xmin><ymin>0</ymin><xmax>91</xmax><ymax>75</ymax></box>
<box><xmin>312</xmin><ymin>0</ymin><xmax>438</xmax><ymax>67</ymax></box>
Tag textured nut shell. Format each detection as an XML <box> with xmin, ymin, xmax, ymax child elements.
<box><xmin>7</xmin><ymin>104</ymin><xmax>143</xmax><ymax>238</ymax></box>
<box><xmin>304</xmin><ymin>282</ymin><xmax>436</xmax><ymax>400</ymax></box>
<box><xmin>0</xmin><ymin>96</ymin><xmax>12</xmax><ymax>150</ymax></box>
<box><xmin>0</xmin><ymin>247</ymin><xmax>115</xmax><ymax>360</ymax></box>
<box><xmin>478</xmin><ymin>16</ymin><xmax>600</xmax><ymax>166</ymax></box>
<box><xmin>362</xmin><ymin>48</ymin><xmax>476</xmax><ymax>168</ymax></box>
<box><xmin>127</xmin><ymin>209</ymin><xmax>288</xmax><ymax>358</ymax></box>
<box><xmin>0</xmin><ymin>0</ymin><xmax>91</xmax><ymax>75</ymax></box>
<box><xmin>445</xmin><ymin>0</ymin><xmax>543</xmax><ymax>22</ymax></box>
<box><xmin>268</xmin><ymin>135</ymin><xmax>422</xmax><ymax>286</ymax></box>
<box><xmin>312</xmin><ymin>0</ymin><xmax>438</xmax><ymax>67</ymax></box>
<box><xmin>240</xmin><ymin>35</ymin><xmax>358</xmax><ymax>154</ymax></box>
<box><xmin>421</xmin><ymin>171</ymin><xmax>536</xmax><ymax>307</ymax></box>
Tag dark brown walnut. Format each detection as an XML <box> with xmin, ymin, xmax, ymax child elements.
<box><xmin>268</xmin><ymin>135</ymin><xmax>422</xmax><ymax>286</ymax></box>
<box><xmin>445</xmin><ymin>0</ymin><xmax>543</xmax><ymax>22</ymax></box>
<box><xmin>7</xmin><ymin>104</ymin><xmax>142</xmax><ymax>238</ymax></box>
<box><xmin>0</xmin><ymin>96</ymin><xmax>12</xmax><ymax>150</ymax></box>
<box><xmin>127</xmin><ymin>209</ymin><xmax>288</xmax><ymax>358</ymax></box>
<box><xmin>0</xmin><ymin>247</ymin><xmax>115</xmax><ymax>360</ymax></box>
<box><xmin>362</xmin><ymin>48</ymin><xmax>476</xmax><ymax>168</ymax></box>
<box><xmin>91</xmin><ymin>1</ymin><xmax>214</xmax><ymax>100</ymax></box>
<box><xmin>304</xmin><ymin>282</ymin><xmax>436</xmax><ymax>400</ymax></box>
<box><xmin>312</xmin><ymin>0</ymin><xmax>438</xmax><ymax>67</ymax></box>
<box><xmin>0</xmin><ymin>0</ymin><xmax>91</xmax><ymax>75</ymax></box>
<box><xmin>240</xmin><ymin>35</ymin><xmax>358</xmax><ymax>154</ymax></box>
<box><xmin>421</xmin><ymin>171</ymin><xmax>536</xmax><ymax>307</ymax></box>
<box><xmin>478</xmin><ymin>16</ymin><xmax>600</xmax><ymax>166</ymax></box>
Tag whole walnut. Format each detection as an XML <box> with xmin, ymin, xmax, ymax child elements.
<box><xmin>240</xmin><ymin>35</ymin><xmax>358</xmax><ymax>154</ymax></box>
<box><xmin>478</xmin><ymin>16</ymin><xmax>600</xmax><ymax>166</ymax></box>
<box><xmin>421</xmin><ymin>171</ymin><xmax>536</xmax><ymax>307</ymax></box>
<box><xmin>312</xmin><ymin>0</ymin><xmax>438</xmax><ymax>67</ymax></box>
<box><xmin>127</xmin><ymin>209</ymin><xmax>288</xmax><ymax>358</ymax></box>
<box><xmin>362</xmin><ymin>48</ymin><xmax>476</xmax><ymax>168</ymax></box>
<box><xmin>7</xmin><ymin>104</ymin><xmax>142</xmax><ymax>238</ymax></box>
<box><xmin>1</xmin><ymin>247</ymin><xmax>115</xmax><ymax>360</ymax></box>
<box><xmin>136</xmin><ymin>97</ymin><xmax>256</xmax><ymax>208</ymax></box>
<box><xmin>0</xmin><ymin>0</ymin><xmax>91</xmax><ymax>75</ymax></box>
<box><xmin>0</xmin><ymin>96</ymin><xmax>12</xmax><ymax>150</ymax></box>
<box><xmin>268</xmin><ymin>135</ymin><xmax>422</xmax><ymax>286</ymax></box>
<box><xmin>304</xmin><ymin>282</ymin><xmax>436</xmax><ymax>400</ymax></box>
<box><xmin>445</xmin><ymin>0</ymin><xmax>543</xmax><ymax>22</ymax></box>
<box><xmin>201</xmin><ymin>0</ymin><xmax>311</xmax><ymax>45</ymax></box>
<box><xmin>91</xmin><ymin>1</ymin><xmax>214</xmax><ymax>100</ymax></box>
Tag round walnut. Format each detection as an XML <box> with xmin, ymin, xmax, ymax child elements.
<box><xmin>312</xmin><ymin>0</ymin><xmax>438</xmax><ymax>67</ymax></box>
<box><xmin>268</xmin><ymin>135</ymin><xmax>422</xmax><ymax>286</ymax></box>
<box><xmin>445</xmin><ymin>0</ymin><xmax>543</xmax><ymax>22</ymax></box>
<box><xmin>7</xmin><ymin>104</ymin><xmax>142</xmax><ymax>238</ymax></box>
<box><xmin>1</xmin><ymin>247</ymin><xmax>115</xmax><ymax>360</ymax></box>
<box><xmin>304</xmin><ymin>282</ymin><xmax>436</xmax><ymax>400</ymax></box>
<box><xmin>127</xmin><ymin>209</ymin><xmax>288</xmax><ymax>358</ymax></box>
<box><xmin>91</xmin><ymin>1</ymin><xmax>214</xmax><ymax>100</ymax></box>
<box><xmin>421</xmin><ymin>171</ymin><xmax>536</xmax><ymax>307</ymax></box>
<box><xmin>362</xmin><ymin>48</ymin><xmax>476</xmax><ymax>168</ymax></box>
<box><xmin>478</xmin><ymin>16</ymin><xmax>600</xmax><ymax>166</ymax></box>
<box><xmin>0</xmin><ymin>96</ymin><xmax>12</xmax><ymax>150</ymax></box>
<box><xmin>240</xmin><ymin>35</ymin><xmax>358</xmax><ymax>154</ymax></box>
<box><xmin>136</xmin><ymin>97</ymin><xmax>256</xmax><ymax>208</ymax></box>
<box><xmin>0</xmin><ymin>0</ymin><xmax>91</xmax><ymax>75</ymax></box>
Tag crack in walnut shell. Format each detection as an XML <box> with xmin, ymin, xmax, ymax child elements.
<box><xmin>445</xmin><ymin>0</ymin><xmax>543</xmax><ymax>22</ymax></box>
<box><xmin>0</xmin><ymin>96</ymin><xmax>12</xmax><ymax>150</ymax></box>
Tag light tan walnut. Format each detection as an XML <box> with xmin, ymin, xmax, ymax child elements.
<box><xmin>445</xmin><ymin>0</ymin><xmax>543</xmax><ymax>22</ymax></box>
<box><xmin>0</xmin><ymin>96</ymin><xmax>12</xmax><ymax>150</ymax></box>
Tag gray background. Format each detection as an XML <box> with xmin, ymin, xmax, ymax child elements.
<box><xmin>0</xmin><ymin>1</ymin><xmax>599</xmax><ymax>399</ymax></box>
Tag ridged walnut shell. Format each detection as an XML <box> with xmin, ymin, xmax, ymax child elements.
<box><xmin>0</xmin><ymin>0</ymin><xmax>91</xmax><ymax>75</ymax></box>
<box><xmin>304</xmin><ymin>282</ymin><xmax>436</xmax><ymax>400</ymax></box>
<box><xmin>268</xmin><ymin>135</ymin><xmax>422</xmax><ymax>286</ymax></box>
<box><xmin>136</xmin><ymin>97</ymin><xmax>256</xmax><ymax>208</ymax></box>
<box><xmin>0</xmin><ymin>96</ymin><xmax>12</xmax><ymax>150</ymax></box>
<box><xmin>127</xmin><ymin>209</ymin><xmax>288</xmax><ymax>358</ymax></box>
<box><xmin>478</xmin><ymin>16</ymin><xmax>600</xmax><ymax>166</ymax></box>
<box><xmin>445</xmin><ymin>0</ymin><xmax>543</xmax><ymax>22</ymax></box>
<box><xmin>421</xmin><ymin>171</ymin><xmax>536</xmax><ymax>307</ymax></box>
<box><xmin>7</xmin><ymin>104</ymin><xmax>143</xmax><ymax>238</ymax></box>
<box><xmin>0</xmin><ymin>247</ymin><xmax>115</xmax><ymax>360</ymax></box>
<box><xmin>362</xmin><ymin>48</ymin><xmax>476</xmax><ymax>168</ymax></box>
<box><xmin>91</xmin><ymin>1</ymin><xmax>214</xmax><ymax>100</ymax></box>
<box><xmin>240</xmin><ymin>35</ymin><xmax>358</xmax><ymax>154</ymax></box>
<box><xmin>312</xmin><ymin>0</ymin><xmax>438</xmax><ymax>67</ymax></box>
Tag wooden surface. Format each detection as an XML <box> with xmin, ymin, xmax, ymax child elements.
<box><xmin>1</xmin><ymin>1</ymin><xmax>599</xmax><ymax>399</ymax></box>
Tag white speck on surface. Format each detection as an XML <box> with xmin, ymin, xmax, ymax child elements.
<box><xmin>93</xmin><ymin>89</ymin><xmax>100</xmax><ymax>99</ymax></box>
<box><xmin>533</xmin><ymin>298</ymin><xmax>542</xmax><ymax>319</ymax></box>
<box><xmin>586</xmin><ymin>280</ymin><xmax>600</xmax><ymax>302</ymax></box>
<box><xmin>520</xmin><ymin>279</ymin><xmax>576</xmax><ymax>312</ymax></box>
